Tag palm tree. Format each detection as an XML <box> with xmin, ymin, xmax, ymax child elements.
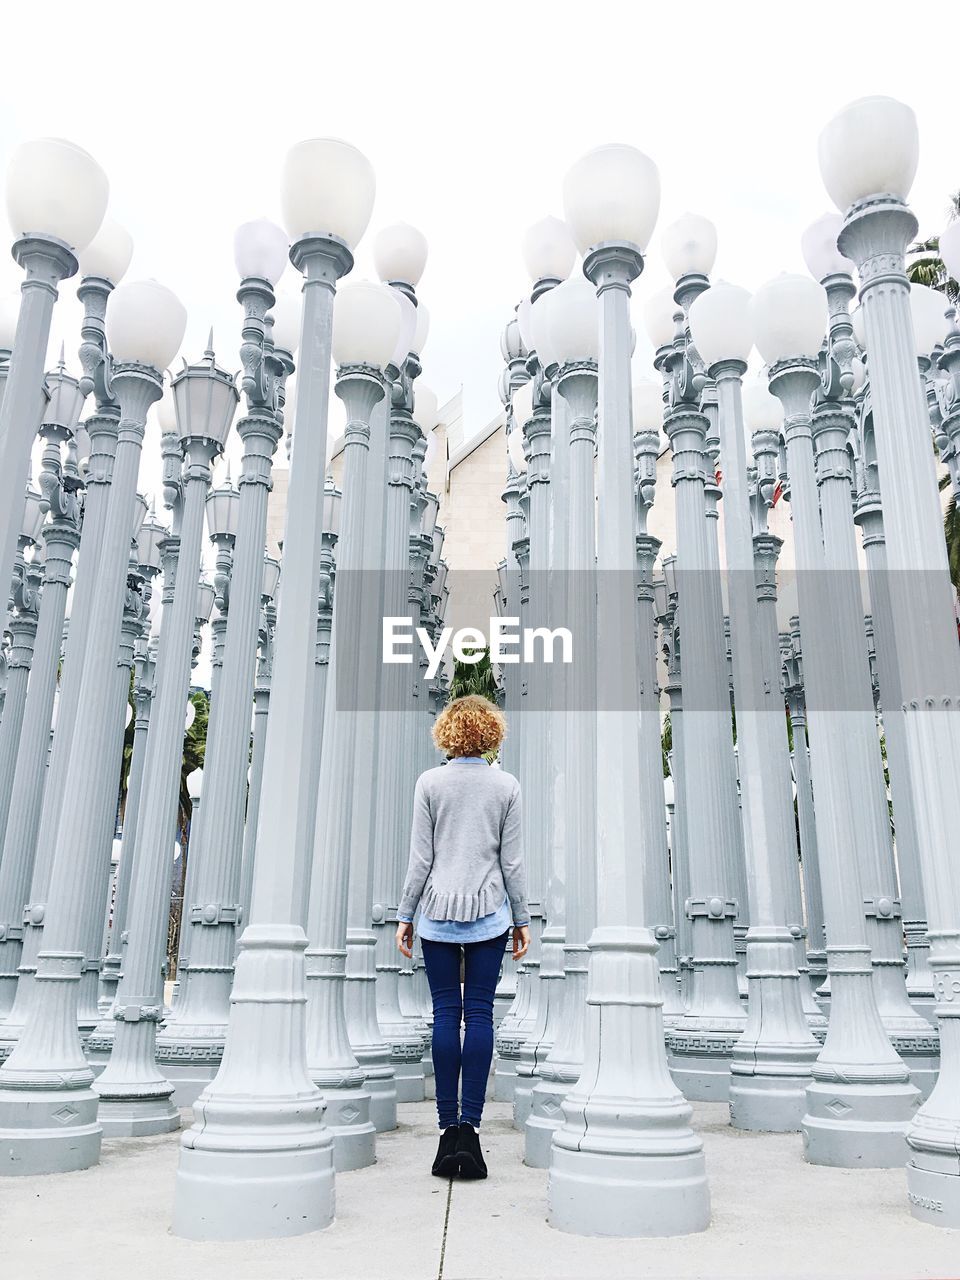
<box><xmin>448</xmin><ymin>645</ymin><xmax>500</xmax><ymax>704</ymax></box>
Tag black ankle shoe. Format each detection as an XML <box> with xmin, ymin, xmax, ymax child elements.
<box><xmin>456</xmin><ymin>1122</ymin><xmax>487</xmax><ymax>1179</ymax></box>
<box><xmin>432</xmin><ymin>1125</ymin><xmax>460</xmax><ymax>1178</ymax></box>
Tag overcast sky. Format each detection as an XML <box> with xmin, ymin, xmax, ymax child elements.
<box><xmin>3</xmin><ymin>0</ymin><xmax>957</xmax><ymax>681</ymax></box>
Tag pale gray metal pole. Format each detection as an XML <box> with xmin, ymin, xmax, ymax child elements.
<box><xmin>547</xmin><ymin>242</ymin><xmax>709</xmax><ymax>1238</ymax></box>
<box><xmin>855</xmin><ymin>469</ymin><xmax>934</xmax><ymax>1019</ymax></box>
<box><xmin>0</xmin><ymin>359</ymin><xmax>163</xmax><ymax>1175</ymax></box>
<box><xmin>304</xmin><ymin>363</ymin><xmax>385</xmax><ymax>1169</ymax></box>
<box><xmin>525</xmin><ymin>360</ymin><xmax>597</xmax><ymax>1166</ymax></box>
<box><xmin>343</xmin><ymin>389</ymin><xmax>398</xmax><ymax>1133</ymax></box>
<box><xmin>97</xmin><ymin>355</ymin><xmax>233</xmax><ymax>1132</ymax></box>
<box><xmin>157</xmin><ymin>294</ymin><xmax>284</xmax><ymax>1103</ymax></box>
<box><xmin>0</xmin><ymin>339</ymin><xmax>119</xmax><ymax>1053</ymax></box>
<box><xmin>0</xmin><ymin>441</ymin><xmax>79</xmax><ymax>1020</ymax></box>
<box><xmin>0</xmin><ymin>236</ymin><xmax>77</xmax><ymax>633</ymax></box>
<box><xmin>370</xmin><ymin>369</ymin><xmax>427</xmax><ymax>1101</ymax></box>
<box><xmin>838</xmin><ymin>191</ymin><xmax>960</xmax><ymax>1226</ymax></box>
<box><xmin>658</xmin><ymin>290</ymin><xmax>746</xmax><ymax>1100</ymax></box>
<box><xmin>0</xmin><ymin>549</ymin><xmax>40</xmax><ymax>846</ymax></box>
<box><xmin>711</xmin><ymin>360</ymin><xmax>820</xmax><ymax>1131</ymax></box>
<box><xmin>237</xmin><ymin>574</ymin><xmax>277</xmax><ymax>933</ymax></box>
<box><xmin>768</xmin><ymin>358</ymin><xmax>919</xmax><ymax>1166</ymax></box>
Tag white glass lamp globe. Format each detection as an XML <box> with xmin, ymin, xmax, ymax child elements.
<box><xmin>661</xmin><ymin>213</ymin><xmax>717</xmax><ymax>280</ymax></box>
<box><xmin>280</xmin><ymin>138</ymin><xmax>376</xmax><ymax>249</ymax></box>
<box><xmin>749</xmin><ymin>274</ymin><xmax>828</xmax><ymax>366</ymax></box>
<box><xmin>0</xmin><ymin>293</ymin><xmax>19</xmax><ymax>350</ymax></box>
<box><xmin>910</xmin><ymin>283</ymin><xmax>949</xmax><ymax>356</ymax></box>
<box><xmin>332</xmin><ymin>280</ymin><xmax>402</xmax><ymax>367</ymax></box>
<box><xmin>156</xmin><ymin>388</ymin><xmax>177</xmax><ymax>433</ymax></box>
<box><xmin>78</xmin><ymin>217</ymin><xmax>133</xmax><ymax>284</ymax></box>
<box><xmin>423</xmin><ymin>425</ymin><xmax>438</xmax><ymax>470</ymax></box>
<box><xmin>389</xmin><ymin>289</ymin><xmax>418</xmax><ymax>367</ymax></box>
<box><xmin>544</xmin><ymin>276</ymin><xmax>599</xmax><ymax>365</ymax></box>
<box><xmin>642</xmin><ymin>286</ymin><xmax>679</xmax><ymax>349</ymax></box>
<box><xmin>818</xmin><ymin>97</ymin><xmax>919</xmax><ymax>211</ymax></box>
<box><xmin>517</xmin><ymin>295</ymin><xmax>537</xmax><ymax>354</ymax></box>
<box><xmin>689</xmin><ymin>282</ymin><xmax>753</xmax><ymax>366</ymax></box>
<box><xmin>850</xmin><ymin>355</ymin><xmax>866</xmax><ymax>393</ymax></box>
<box><xmin>632</xmin><ymin>379</ymin><xmax>664</xmax><ymax>431</ymax></box>
<box><xmin>801</xmin><ymin>213</ymin><xmax>854</xmax><ymax>280</ymax></box>
<box><xmin>507</xmin><ymin>423</ymin><xmax>527</xmax><ymax>473</ymax></box>
<box><xmin>269</xmin><ymin>282</ymin><xmax>302</xmax><ymax>354</ymax></box>
<box><xmin>512</xmin><ymin>379</ymin><xmax>534</xmax><ymax>434</ymax></box>
<box><xmin>940</xmin><ymin>221</ymin><xmax>960</xmax><ymax>281</ymax></box>
<box><xmin>373</xmin><ymin>222</ymin><xmax>428</xmax><ymax>287</ymax></box>
<box><xmin>234</xmin><ymin>218</ymin><xmax>288</xmax><ymax>285</ymax></box>
<box><xmin>106</xmin><ymin>280</ymin><xmax>187</xmax><ymax>369</ymax></box>
<box><xmin>187</xmin><ymin>766</ymin><xmax>203</xmax><ymax>801</ymax></box>
<box><xmin>413</xmin><ymin>301</ymin><xmax>430</xmax><ymax>356</ymax></box>
<box><xmin>851</xmin><ymin>304</ymin><xmax>866</xmax><ymax>351</ymax></box>
<box><xmin>184</xmin><ymin>700</ymin><xmax>196</xmax><ymax>733</ymax></box>
<box><xmin>528</xmin><ymin>285</ymin><xmax>565</xmax><ymax>367</ymax></box>
<box><xmin>415</xmin><ymin>384</ymin><xmax>439</xmax><ymax>433</ymax></box>
<box><xmin>742</xmin><ymin>381</ymin><xmax>785</xmax><ymax>434</ymax></box>
<box><xmin>562</xmin><ymin>144</ymin><xmax>661</xmax><ymax>254</ymax></box>
<box><xmin>521</xmin><ymin>216</ymin><xmax>576</xmax><ymax>283</ymax></box>
<box><xmin>6</xmin><ymin>138</ymin><xmax>108</xmax><ymax>252</ymax></box>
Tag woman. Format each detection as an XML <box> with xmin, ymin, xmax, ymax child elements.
<box><xmin>396</xmin><ymin>694</ymin><xmax>530</xmax><ymax>1181</ymax></box>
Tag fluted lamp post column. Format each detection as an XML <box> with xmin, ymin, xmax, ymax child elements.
<box><xmin>547</xmin><ymin>144</ymin><xmax>709</xmax><ymax>1238</ymax></box>
<box><xmin>95</xmin><ymin>341</ymin><xmax>237</xmax><ymax>1135</ymax></box>
<box><xmin>687</xmin><ymin>281</ymin><xmax>820</xmax><ymax>1132</ymax></box>
<box><xmin>0</xmin><ymin>278</ymin><xmax>186</xmax><ymax>1176</ymax></box>
<box><xmin>305</xmin><ymin>280</ymin><xmax>402</xmax><ymax>1167</ymax></box>
<box><xmin>760</xmin><ymin>270</ymin><xmax>920</xmax><ymax>1167</ymax></box>
<box><xmin>525</xmin><ymin>273</ymin><xmax>599</xmax><ymax>1166</ymax></box>
<box><xmin>0</xmin><ymin>225</ymin><xmax>133</xmax><ymax>1051</ymax></box>
<box><xmin>173</xmin><ymin>138</ymin><xmax>373</xmax><ymax>1241</ymax></box>
<box><xmin>158</xmin><ymin>220</ymin><xmax>290</xmax><ymax>1105</ymax></box>
<box><xmin>0</xmin><ymin>139</ymin><xmax>107</xmax><ymax>628</ymax></box>
<box><xmin>799</xmin><ymin>217</ymin><xmax>937</xmax><ymax>1091</ymax></box>
<box><xmin>818</xmin><ymin>94</ymin><xmax>960</xmax><ymax>1224</ymax></box>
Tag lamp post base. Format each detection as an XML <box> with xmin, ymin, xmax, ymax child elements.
<box><xmin>546</xmin><ymin>926</ymin><xmax>710</xmax><ymax>1238</ymax></box>
<box><xmin>802</xmin><ymin>1076</ymin><xmax>918</xmax><ymax>1167</ymax></box>
<box><xmin>174</xmin><ymin>1140</ymin><xmax>335</xmax><ymax>1241</ymax></box>
<box><xmin>906</xmin><ymin>1157</ymin><xmax>960</xmax><ymax>1228</ymax></box>
<box><xmin>493</xmin><ymin>1050</ymin><xmax>520</xmax><ymax>1102</ymax></box>
<box><xmin>96</xmin><ymin>1091</ymin><xmax>180</xmax><ymax>1137</ymax></box>
<box><xmin>668</xmin><ymin>1028</ymin><xmax>742</xmax><ymax>1102</ymax></box>
<box><xmin>525</xmin><ymin>1064</ymin><xmax>578</xmax><ymax>1168</ymax></box>
<box><xmin>0</xmin><ymin>1083</ymin><xmax>101</xmax><ymax>1175</ymax></box>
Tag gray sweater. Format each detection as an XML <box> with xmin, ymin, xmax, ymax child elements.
<box><xmin>398</xmin><ymin>759</ymin><xmax>530</xmax><ymax>925</ymax></box>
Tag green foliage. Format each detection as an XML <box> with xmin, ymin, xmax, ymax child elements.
<box><xmin>907</xmin><ymin>191</ymin><xmax>960</xmax><ymax>304</ymax></box>
<box><xmin>946</xmin><ymin>493</ymin><xmax>960</xmax><ymax>594</ymax></box>
<box><xmin>448</xmin><ymin>645</ymin><xmax>500</xmax><ymax>705</ymax></box>
<box><xmin>179</xmin><ymin>690</ymin><xmax>209</xmax><ymax>848</ymax></box>
<box><xmin>661</xmin><ymin>711</ymin><xmax>672</xmax><ymax>777</ymax></box>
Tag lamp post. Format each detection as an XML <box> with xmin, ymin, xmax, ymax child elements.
<box><xmin>818</xmin><ymin>94</ymin><xmax>960</xmax><ymax>1224</ymax></box>
<box><xmin>206</xmin><ymin>473</ymin><xmax>240</xmax><ymax>700</ymax></box>
<box><xmin>0</xmin><ymin>139</ymin><xmax>108</xmax><ymax>629</ymax></box>
<box><xmin>173</xmin><ymin>138</ymin><xmax>373</xmax><ymax>1241</ymax></box>
<box><xmin>305</xmin><ymin>279</ymin><xmax>402</xmax><ymax>1166</ymax></box>
<box><xmin>525</xmin><ymin>273</ymin><xmax>599</xmax><ymax>1166</ymax></box>
<box><xmin>0</xmin><ymin>277</ymin><xmax>186</xmax><ymax>1174</ymax></box>
<box><xmin>95</xmin><ymin>341</ymin><xmax>236</xmax><ymax>1134</ymax></box>
<box><xmin>367</xmin><ymin>222</ymin><xmax>430</xmax><ymax>1103</ymax></box>
<box><xmin>687</xmin><ymin>281</ymin><xmax>820</xmax><ymax>1132</ymax></box>
<box><xmin>237</xmin><ymin>553</ymin><xmax>280</xmax><ymax>931</ymax></box>
<box><xmin>652</xmin><ymin>237</ymin><xmax>747</xmax><ymax>1100</ymax></box>
<box><xmin>99</xmin><ymin>518</ymin><xmax>163</xmax><ymax>1016</ymax></box>
<box><xmin>0</xmin><ymin>422</ymin><xmax>82</xmax><ymax>1019</ymax></box>
<box><xmin>779</xmin><ymin>621</ymin><xmax>828</xmax><ymax>998</ymax></box>
<box><xmin>0</xmin><ymin>501</ymin><xmax>44</xmax><ymax>846</ymax></box>
<box><xmin>547</xmin><ymin>144</ymin><xmax>709</xmax><ymax>1238</ymax></box>
<box><xmin>760</xmin><ymin>271</ymin><xmax>920</xmax><ymax>1166</ymax></box>
<box><xmin>799</xmin><ymin>225</ymin><xmax>938</xmax><ymax>1090</ymax></box>
<box><xmin>157</xmin><ymin>220</ymin><xmax>290</xmax><ymax>1104</ymax></box>
<box><xmin>745</xmin><ymin>407</ymin><xmax>826</xmax><ymax>1034</ymax></box>
<box><xmin>0</xmin><ymin>230</ymin><xmax>132</xmax><ymax>1051</ymax></box>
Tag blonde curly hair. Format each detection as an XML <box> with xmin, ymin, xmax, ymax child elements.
<box><xmin>432</xmin><ymin>694</ymin><xmax>506</xmax><ymax>758</ymax></box>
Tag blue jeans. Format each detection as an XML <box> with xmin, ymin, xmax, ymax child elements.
<box><xmin>421</xmin><ymin>931</ymin><xmax>508</xmax><ymax>1129</ymax></box>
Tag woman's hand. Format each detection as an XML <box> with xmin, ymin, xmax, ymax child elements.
<box><xmin>396</xmin><ymin>921</ymin><xmax>414</xmax><ymax>959</ymax></box>
<box><xmin>512</xmin><ymin>925</ymin><xmax>530</xmax><ymax>962</ymax></box>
